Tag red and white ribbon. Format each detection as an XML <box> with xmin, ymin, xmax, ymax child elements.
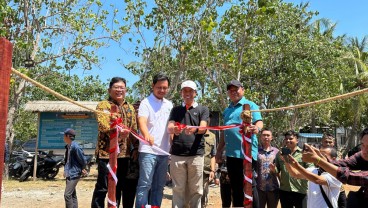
<box><xmin>107</xmin><ymin>117</ymin><xmax>121</xmax><ymax>208</ymax></box>
<box><xmin>107</xmin><ymin>199</ymin><xmax>117</xmax><ymax>207</ymax></box>
<box><xmin>175</xmin><ymin>122</ymin><xmax>241</xmax><ymax>131</ymax></box>
<box><xmin>240</xmin><ymin>122</ymin><xmax>253</xmax><ymax>206</ymax></box>
<box><xmin>117</xmin><ymin>123</ymin><xmax>170</xmax><ymax>155</ymax></box>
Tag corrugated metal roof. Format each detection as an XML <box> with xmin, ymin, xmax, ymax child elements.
<box><xmin>24</xmin><ymin>101</ymin><xmax>99</xmax><ymax>112</ymax></box>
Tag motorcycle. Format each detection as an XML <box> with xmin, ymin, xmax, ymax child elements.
<box><xmin>9</xmin><ymin>151</ymin><xmax>33</xmax><ymax>179</ymax></box>
<box><xmin>9</xmin><ymin>156</ymin><xmax>27</xmax><ymax>179</ymax></box>
<box><xmin>19</xmin><ymin>151</ymin><xmax>64</xmax><ymax>182</ymax></box>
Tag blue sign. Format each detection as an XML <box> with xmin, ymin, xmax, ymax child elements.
<box><xmin>38</xmin><ymin>112</ymin><xmax>98</xmax><ymax>149</ymax></box>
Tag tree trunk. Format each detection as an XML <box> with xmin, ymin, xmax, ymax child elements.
<box><xmin>310</xmin><ymin>111</ymin><xmax>316</xmax><ymax>133</ymax></box>
<box><xmin>6</xmin><ymin>79</ymin><xmax>26</xmax><ymax>161</ymax></box>
<box><xmin>344</xmin><ymin>97</ymin><xmax>361</xmax><ymax>156</ymax></box>
<box><xmin>290</xmin><ymin>109</ymin><xmax>299</xmax><ymax>130</ymax></box>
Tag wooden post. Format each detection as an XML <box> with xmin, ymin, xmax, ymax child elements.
<box><xmin>108</xmin><ymin>108</ymin><xmax>119</xmax><ymax>208</ymax></box>
<box><xmin>241</xmin><ymin>104</ymin><xmax>253</xmax><ymax>207</ymax></box>
<box><xmin>0</xmin><ymin>38</ymin><xmax>13</xmax><ymax>201</ymax></box>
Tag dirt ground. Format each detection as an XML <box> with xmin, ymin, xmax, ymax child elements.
<box><xmin>1</xmin><ymin>165</ymin><xmax>222</xmax><ymax>208</ymax></box>
<box><xmin>1</xmin><ymin>165</ymin><xmax>361</xmax><ymax>208</ymax></box>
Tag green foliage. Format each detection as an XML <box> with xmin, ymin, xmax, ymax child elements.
<box><xmin>11</xmin><ymin>66</ymin><xmax>109</xmax><ymax>142</ymax></box>
<box><xmin>124</xmin><ymin>0</ymin><xmax>366</xmax><ymax>137</ymax></box>
<box><xmin>12</xmin><ymin>110</ymin><xmax>38</xmax><ymax>142</ymax></box>
<box><xmin>2</xmin><ymin>0</ymin><xmax>130</xmax><ymax>152</ymax></box>
<box><xmin>4</xmin><ymin>0</ymin><xmax>368</xmax><ymax>150</ymax></box>
<box><xmin>13</xmin><ymin>71</ymin><xmax>107</xmax><ymax>141</ymax></box>
<box><xmin>28</xmin><ymin>72</ymin><xmax>108</xmax><ymax>101</ymax></box>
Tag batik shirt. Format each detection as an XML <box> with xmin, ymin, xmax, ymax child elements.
<box><xmin>95</xmin><ymin>99</ymin><xmax>138</xmax><ymax>159</ymax></box>
<box><xmin>256</xmin><ymin>146</ymin><xmax>279</xmax><ymax>191</ymax></box>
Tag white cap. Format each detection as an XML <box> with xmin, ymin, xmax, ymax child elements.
<box><xmin>181</xmin><ymin>80</ymin><xmax>197</xmax><ymax>90</ymax></box>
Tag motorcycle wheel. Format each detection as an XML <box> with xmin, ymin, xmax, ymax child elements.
<box><xmin>19</xmin><ymin>169</ymin><xmax>30</xmax><ymax>182</ymax></box>
<box><xmin>15</xmin><ymin>166</ymin><xmax>24</xmax><ymax>178</ymax></box>
<box><xmin>45</xmin><ymin>167</ymin><xmax>59</xmax><ymax>179</ymax></box>
<box><xmin>9</xmin><ymin>164</ymin><xmax>23</xmax><ymax>178</ymax></box>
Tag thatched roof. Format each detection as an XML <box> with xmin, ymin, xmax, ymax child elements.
<box><xmin>24</xmin><ymin>101</ymin><xmax>99</xmax><ymax>112</ymax></box>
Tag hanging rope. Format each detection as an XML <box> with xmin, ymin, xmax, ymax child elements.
<box><xmin>11</xmin><ymin>67</ymin><xmax>99</xmax><ymax>114</ymax></box>
<box><xmin>11</xmin><ymin>67</ymin><xmax>368</xmax><ymax>114</ymax></box>
<box><xmin>251</xmin><ymin>88</ymin><xmax>368</xmax><ymax>113</ymax></box>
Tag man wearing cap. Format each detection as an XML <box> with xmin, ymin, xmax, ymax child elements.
<box><xmin>62</xmin><ymin>128</ymin><xmax>87</xmax><ymax>208</ymax></box>
<box><xmin>167</xmin><ymin>80</ymin><xmax>210</xmax><ymax>208</ymax></box>
<box><xmin>216</xmin><ymin>80</ymin><xmax>263</xmax><ymax>208</ymax></box>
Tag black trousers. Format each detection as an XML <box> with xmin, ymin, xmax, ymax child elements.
<box><xmin>346</xmin><ymin>187</ymin><xmax>365</xmax><ymax>208</ymax></box>
<box><xmin>220</xmin><ymin>182</ymin><xmax>232</xmax><ymax>208</ymax></box>
<box><xmin>279</xmin><ymin>189</ymin><xmax>306</xmax><ymax>208</ymax></box>
<box><xmin>91</xmin><ymin>159</ymin><xmax>109</xmax><ymax>208</ymax></box>
<box><xmin>116</xmin><ymin>158</ymin><xmax>138</xmax><ymax>208</ymax></box>
<box><xmin>91</xmin><ymin>158</ymin><xmax>138</xmax><ymax>208</ymax></box>
<box><xmin>226</xmin><ymin>156</ymin><xmax>259</xmax><ymax>208</ymax></box>
<box><xmin>338</xmin><ymin>190</ymin><xmax>346</xmax><ymax>208</ymax></box>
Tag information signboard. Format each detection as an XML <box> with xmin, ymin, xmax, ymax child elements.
<box><xmin>38</xmin><ymin>112</ymin><xmax>98</xmax><ymax>150</ymax></box>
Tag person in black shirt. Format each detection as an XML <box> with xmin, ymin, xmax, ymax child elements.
<box><xmin>167</xmin><ymin>80</ymin><xmax>209</xmax><ymax>208</ymax></box>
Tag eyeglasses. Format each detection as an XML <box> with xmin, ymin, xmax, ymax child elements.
<box><xmin>154</xmin><ymin>86</ymin><xmax>169</xmax><ymax>91</ymax></box>
<box><xmin>111</xmin><ymin>86</ymin><xmax>127</xmax><ymax>91</ymax></box>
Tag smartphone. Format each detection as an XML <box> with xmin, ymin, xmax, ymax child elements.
<box><xmin>302</xmin><ymin>143</ymin><xmax>307</xmax><ymax>151</ymax></box>
<box><xmin>281</xmin><ymin>147</ymin><xmax>291</xmax><ymax>155</ymax></box>
<box><xmin>281</xmin><ymin>147</ymin><xmax>291</xmax><ymax>163</ymax></box>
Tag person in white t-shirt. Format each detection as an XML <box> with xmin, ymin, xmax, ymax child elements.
<box><xmin>135</xmin><ymin>73</ymin><xmax>173</xmax><ymax>208</ymax></box>
<box><xmin>283</xmin><ymin>146</ymin><xmax>342</xmax><ymax>208</ymax></box>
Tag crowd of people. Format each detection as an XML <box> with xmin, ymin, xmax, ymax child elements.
<box><xmin>251</xmin><ymin>127</ymin><xmax>368</xmax><ymax>208</ymax></box>
<box><xmin>63</xmin><ymin>74</ymin><xmax>368</xmax><ymax>208</ymax></box>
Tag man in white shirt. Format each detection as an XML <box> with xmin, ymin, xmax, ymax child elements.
<box><xmin>284</xmin><ymin>146</ymin><xmax>342</xmax><ymax>208</ymax></box>
<box><xmin>135</xmin><ymin>73</ymin><xmax>173</xmax><ymax>208</ymax></box>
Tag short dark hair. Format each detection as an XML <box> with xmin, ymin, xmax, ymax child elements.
<box><xmin>109</xmin><ymin>77</ymin><xmax>126</xmax><ymax>89</ymax></box>
<box><xmin>329</xmin><ymin>147</ymin><xmax>337</xmax><ymax>158</ymax></box>
<box><xmin>360</xmin><ymin>128</ymin><xmax>368</xmax><ymax>140</ymax></box>
<box><xmin>322</xmin><ymin>133</ymin><xmax>335</xmax><ymax>140</ymax></box>
<box><xmin>284</xmin><ymin>130</ymin><xmax>299</xmax><ymax>139</ymax></box>
<box><xmin>153</xmin><ymin>73</ymin><xmax>170</xmax><ymax>86</ymax></box>
<box><xmin>261</xmin><ymin>128</ymin><xmax>272</xmax><ymax>134</ymax></box>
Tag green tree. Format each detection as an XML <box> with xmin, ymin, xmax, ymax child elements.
<box><xmin>338</xmin><ymin>36</ymin><xmax>368</xmax><ymax>154</ymax></box>
<box><xmin>1</xmin><ymin>0</ymin><xmax>130</xmax><ymax>154</ymax></box>
<box><xmin>13</xmin><ymin>72</ymin><xmax>107</xmax><ymax>144</ymax></box>
<box><xmin>125</xmin><ymin>0</ymin><xmax>230</xmax><ymax>108</ymax></box>
<box><xmin>125</xmin><ymin>0</ymin><xmax>350</xmax><ymax>137</ymax></box>
<box><xmin>244</xmin><ymin>1</ymin><xmax>347</xmax><ymax>132</ymax></box>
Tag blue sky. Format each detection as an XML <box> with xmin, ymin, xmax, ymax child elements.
<box><xmin>77</xmin><ymin>0</ymin><xmax>368</xmax><ymax>87</ymax></box>
<box><xmin>286</xmin><ymin>0</ymin><xmax>368</xmax><ymax>38</ymax></box>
